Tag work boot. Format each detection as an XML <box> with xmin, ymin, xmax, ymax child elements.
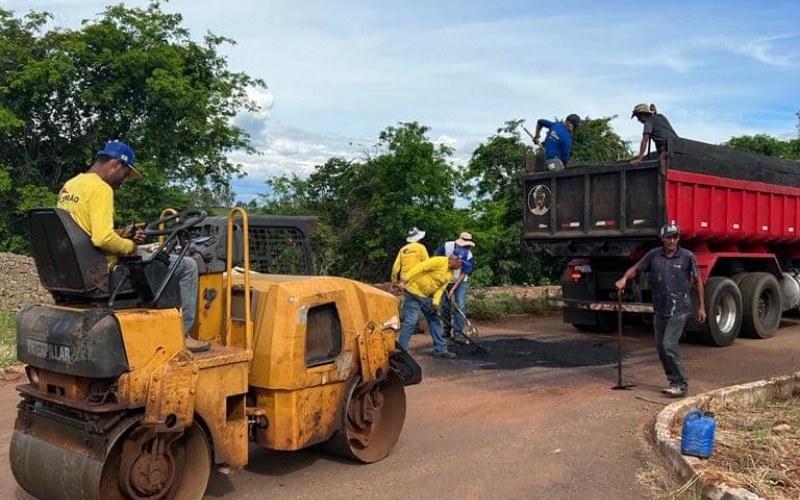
<box><xmin>185</xmin><ymin>336</ymin><xmax>211</xmax><ymax>353</ymax></box>
<box><xmin>661</xmin><ymin>386</ymin><xmax>687</xmax><ymax>398</ymax></box>
<box><xmin>434</xmin><ymin>351</ymin><xmax>456</xmax><ymax>359</ymax></box>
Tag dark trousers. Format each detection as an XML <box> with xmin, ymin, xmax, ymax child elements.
<box><xmin>653</xmin><ymin>313</ymin><xmax>689</xmax><ymax>389</ymax></box>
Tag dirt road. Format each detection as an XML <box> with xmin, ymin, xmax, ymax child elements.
<box><xmin>2</xmin><ymin>314</ymin><xmax>799</xmax><ymax>500</ymax></box>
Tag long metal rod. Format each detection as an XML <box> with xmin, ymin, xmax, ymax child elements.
<box><xmin>612</xmin><ymin>293</ymin><xmax>635</xmax><ymax>390</ymax></box>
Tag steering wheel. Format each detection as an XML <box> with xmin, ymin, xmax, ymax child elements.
<box><xmin>144</xmin><ymin>209</ymin><xmax>207</xmax><ymax>237</ymax></box>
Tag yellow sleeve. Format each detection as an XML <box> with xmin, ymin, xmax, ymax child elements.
<box><xmin>88</xmin><ymin>184</ymin><xmax>135</xmax><ymax>255</ymax></box>
<box><xmin>404</xmin><ymin>257</ymin><xmax>437</xmax><ymax>283</ymax></box>
<box><xmin>432</xmin><ymin>266</ymin><xmax>454</xmax><ymax>307</ymax></box>
<box><xmin>432</xmin><ymin>284</ymin><xmax>448</xmax><ymax>307</ymax></box>
<box><xmin>391</xmin><ymin>249</ymin><xmax>403</xmax><ymax>284</ymax></box>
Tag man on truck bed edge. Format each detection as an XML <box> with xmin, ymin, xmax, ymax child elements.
<box><xmin>615</xmin><ymin>223</ymin><xmax>706</xmax><ymax>398</ymax></box>
<box><xmin>631</xmin><ymin>103</ymin><xmax>678</xmax><ymax>166</ymax></box>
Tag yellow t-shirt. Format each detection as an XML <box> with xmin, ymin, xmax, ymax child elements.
<box><xmin>56</xmin><ymin>173</ymin><xmax>135</xmax><ymax>265</ymax></box>
<box><xmin>404</xmin><ymin>256</ymin><xmax>455</xmax><ymax>306</ymax></box>
<box><xmin>391</xmin><ymin>241</ymin><xmax>429</xmax><ymax>284</ymax></box>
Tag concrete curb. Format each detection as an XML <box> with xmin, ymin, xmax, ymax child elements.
<box><xmin>653</xmin><ymin>371</ymin><xmax>800</xmax><ymax>500</ymax></box>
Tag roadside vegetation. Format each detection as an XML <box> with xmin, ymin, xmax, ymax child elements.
<box><xmin>468</xmin><ymin>287</ymin><xmax>560</xmax><ymax>320</ymax></box>
<box><xmin>0</xmin><ymin>310</ymin><xmax>16</xmax><ymax>369</ymax></box>
<box><xmin>694</xmin><ymin>389</ymin><xmax>800</xmax><ymax>499</ymax></box>
<box><xmin>664</xmin><ymin>384</ymin><xmax>800</xmax><ymax>499</ymax></box>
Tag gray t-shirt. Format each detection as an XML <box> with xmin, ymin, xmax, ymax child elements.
<box><xmin>643</xmin><ymin>114</ymin><xmax>678</xmax><ymax>152</ymax></box>
<box><xmin>636</xmin><ymin>246</ymin><xmax>699</xmax><ymax>317</ymax></box>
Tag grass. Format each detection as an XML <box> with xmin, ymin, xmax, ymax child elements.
<box><xmin>468</xmin><ymin>288</ymin><xmax>559</xmax><ymax>320</ymax></box>
<box><xmin>689</xmin><ymin>388</ymin><xmax>800</xmax><ymax>499</ymax></box>
<box><xmin>0</xmin><ymin>309</ymin><xmax>17</xmax><ymax>369</ymax></box>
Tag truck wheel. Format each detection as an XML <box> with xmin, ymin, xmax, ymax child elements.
<box><xmin>739</xmin><ymin>272</ymin><xmax>781</xmax><ymax>339</ymax></box>
<box><xmin>699</xmin><ymin>277</ymin><xmax>742</xmax><ymax>347</ymax></box>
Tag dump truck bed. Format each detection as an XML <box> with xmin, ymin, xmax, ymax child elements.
<box><xmin>523</xmin><ymin>138</ymin><xmax>800</xmax><ymax>257</ymax></box>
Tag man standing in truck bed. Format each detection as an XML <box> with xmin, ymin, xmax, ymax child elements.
<box><xmin>615</xmin><ymin>223</ymin><xmax>706</xmax><ymax>397</ymax></box>
<box><xmin>525</xmin><ymin>114</ymin><xmax>581</xmax><ymax>170</ymax></box>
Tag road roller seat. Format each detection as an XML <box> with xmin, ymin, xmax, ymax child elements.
<box><xmin>28</xmin><ymin>208</ymin><xmax>179</xmax><ymax>308</ymax></box>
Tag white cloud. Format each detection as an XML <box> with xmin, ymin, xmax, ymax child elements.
<box><xmin>246</xmin><ymin>87</ymin><xmax>274</xmax><ymax>120</ymax></box>
<box><xmin>3</xmin><ymin>0</ymin><xmax>799</xmax><ymax>204</ymax></box>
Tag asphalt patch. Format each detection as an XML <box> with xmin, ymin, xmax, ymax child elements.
<box><xmin>447</xmin><ymin>337</ymin><xmax>619</xmax><ymax>370</ymax></box>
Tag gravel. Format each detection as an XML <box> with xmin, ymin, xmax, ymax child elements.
<box><xmin>0</xmin><ymin>252</ymin><xmax>52</xmax><ymax>311</ymax></box>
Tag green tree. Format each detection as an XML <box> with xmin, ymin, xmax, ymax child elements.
<box><xmin>463</xmin><ymin>118</ymin><xmax>631</xmax><ymax>286</ymax></box>
<box><xmin>463</xmin><ymin>119</ymin><xmax>535</xmax><ymax>285</ymax></box>
<box><xmin>723</xmin><ymin>134</ymin><xmax>800</xmax><ymax>160</ymax></box>
<box><xmin>570</xmin><ymin>115</ymin><xmax>632</xmax><ymax>164</ymax></box>
<box><xmin>0</xmin><ymin>2</ymin><xmax>265</xmax><ymax>250</ymax></box>
<box><xmin>257</xmin><ymin>122</ymin><xmax>462</xmax><ymax>281</ymax></box>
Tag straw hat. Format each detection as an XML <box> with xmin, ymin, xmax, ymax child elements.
<box><xmin>455</xmin><ymin>232</ymin><xmax>475</xmax><ymax>247</ymax></box>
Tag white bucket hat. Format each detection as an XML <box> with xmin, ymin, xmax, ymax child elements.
<box><xmin>406</xmin><ymin>227</ymin><xmax>426</xmax><ymax>243</ymax></box>
<box><xmin>455</xmin><ymin>232</ymin><xmax>475</xmax><ymax>247</ymax></box>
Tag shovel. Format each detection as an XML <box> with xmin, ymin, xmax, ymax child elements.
<box><xmin>450</xmin><ymin>300</ymin><xmax>488</xmax><ymax>353</ymax></box>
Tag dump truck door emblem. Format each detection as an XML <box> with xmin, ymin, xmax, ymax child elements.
<box><xmin>528</xmin><ymin>185</ymin><xmax>552</xmax><ymax>216</ymax></box>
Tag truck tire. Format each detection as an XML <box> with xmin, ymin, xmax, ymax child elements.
<box><xmin>699</xmin><ymin>277</ymin><xmax>742</xmax><ymax>347</ymax></box>
<box><xmin>739</xmin><ymin>272</ymin><xmax>781</xmax><ymax>339</ymax></box>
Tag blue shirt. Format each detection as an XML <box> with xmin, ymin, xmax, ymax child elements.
<box><xmin>434</xmin><ymin>242</ymin><xmax>474</xmax><ymax>279</ymax></box>
<box><xmin>537</xmin><ymin>119</ymin><xmax>573</xmax><ymax>166</ymax></box>
<box><xmin>636</xmin><ymin>246</ymin><xmax>700</xmax><ymax>317</ymax></box>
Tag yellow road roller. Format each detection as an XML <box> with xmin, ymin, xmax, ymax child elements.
<box><xmin>10</xmin><ymin>207</ymin><xmax>421</xmax><ymax>500</ymax></box>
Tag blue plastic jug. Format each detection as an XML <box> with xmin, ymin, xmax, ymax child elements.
<box><xmin>681</xmin><ymin>409</ymin><xmax>716</xmax><ymax>458</ymax></box>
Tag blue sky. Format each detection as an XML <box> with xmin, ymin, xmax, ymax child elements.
<box><xmin>2</xmin><ymin>0</ymin><xmax>799</xmax><ymax>202</ymax></box>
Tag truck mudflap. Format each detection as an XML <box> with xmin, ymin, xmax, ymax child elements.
<box><xmin>389</xmin><ymin>346</ymin><xmax>422</xmax><ymax>386</ymax></box>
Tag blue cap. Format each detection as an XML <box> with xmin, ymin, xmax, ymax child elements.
<box><xmin>452</xmin><ymin>247</ymin><xmax>473</xmax><ymax>273</ymax></box>
<box><xmin>452</xmin><ymin>247</ymin><xmax>470</xmax><ymax>261</ymax></box>
<box><xmin>96</xmin><ymin>141</ymin><xmax>141</xmax><ymax>179</ymax></box>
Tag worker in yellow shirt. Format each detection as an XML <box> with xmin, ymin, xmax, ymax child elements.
<box><xmin>391</xmin><ymin>227</ymin><xmax>429</xmax><ymax>285</ymax></box>
<box><xmin>397</xmin><ymin>248</ymin><xmax>468</xmax><ymax>359</ymax></box>
<box><xmin>57</xmin><ymin>141</ymin><xmax>146</xmax><ymax>264</ymax></box>
<box><xmin>56</xmin><ymin>140</ymin><xmax>209</xmax><ymax>353</ymax></box>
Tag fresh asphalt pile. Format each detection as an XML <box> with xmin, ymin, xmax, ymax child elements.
<box><xmin>447</xmin><ymin>336</ymin><xmax>619</xmax><ymax>370</ymax></box>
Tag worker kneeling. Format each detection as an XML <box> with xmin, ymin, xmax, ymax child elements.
<box><xmin>396</xmin><ymin>249</ymin><xmax>468</xmax><ymax>359</ymax></box>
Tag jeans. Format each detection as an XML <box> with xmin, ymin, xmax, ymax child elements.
<box><xmin>441</xmin><ymin>281</ymin><xmax>468</xmax><ymax>336</ymax></box>
<box><xmin>398</xmin><ymin>292</ymin><xmax>448</xmax><ymax>354</ymax></box>
<box><xmin>169</xmin><ymin>255</ymin><xmax>198</xmax><ymax>335</ymax></box>
<box><xmin>653</xmin><ymin>313</ymin><xmax>689</xmax><ymax>389</ymax></box>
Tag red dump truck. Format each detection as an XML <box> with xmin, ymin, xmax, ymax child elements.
<box><xmin>523</xmin><ymin>138</ymin><xmax>800</xmax><ymax>347</ymax></box>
